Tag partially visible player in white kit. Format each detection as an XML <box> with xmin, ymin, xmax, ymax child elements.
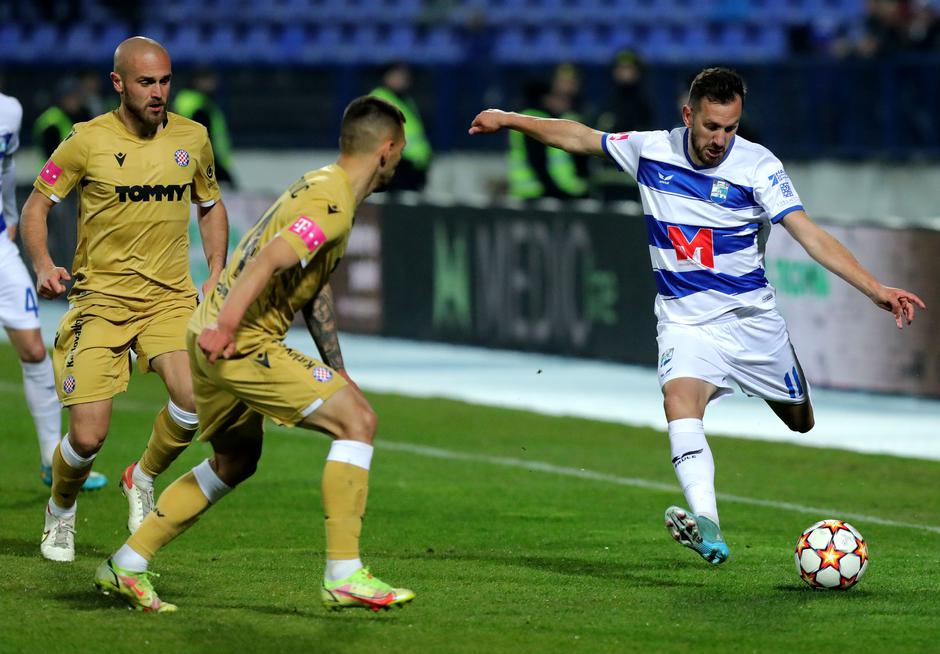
<box><xmin>0</xmin><ymin>93</ymin><xmax>106</xmax><ymax>490</ymax></box>
<box><xmin>469</xmin><ymin>67</ymin><xmax>926</xmax><ymax>565</ymax></box>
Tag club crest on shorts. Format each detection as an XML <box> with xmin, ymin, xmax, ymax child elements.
<box><xmin>63</xmin><ymin>374</ymin><xmax>76</xmax><ymax>394</ymax></box>
<box><xmin>710</xmin><ymin>179</ymin><xmax>729</xmax><ymax>204</ymax></box>
<box><xmin>174</xmin><ymin>149</ymin><xmax>190</xmax><ymax>167</ymax></box>
<box><xmin>659</xmin><ymin>348</ymin><xmax>674</xmax><ymax>368</ymax></box>
<box><xmin>313</xmin><ymin>367</ymin><xmax>333</xmax><ymax>383</ymax></box>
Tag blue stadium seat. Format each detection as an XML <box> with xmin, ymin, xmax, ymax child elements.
<box><xmin>236</xmin><ymin>25</ymin><xmax>278</xmax><ymax>63</ymax></box>
<box><xmin>571</xmin><ymin>25</ymin><xmax>613</xmax><ymax>63</ymax></box>
<box><xmin>493</xmin><ymin>26</ymin><xmax>535</xmax><ymax>63</ymax></box>
<box><xmin>422</xmin><ymin>25</ymin><xmax>464</xmax><ymax>64</ymax></box>
<box><xmin>166</xmin><ymin>24</ymin><xmax>203</xmax><ymax>64</ymax></box>
<box><xmin>16</xmin><ymin>26</ymin><xmax>59</xmax><ymax>65</ymax></box>
<box><xmin>207</xmin><ymin>26</ymin><xmax>240</xmax><ymax>63</ymax></box>
<box><xmin>0</xmin><ymin>24</ymin><xmax>24</xmax><ymax>63</ymax></box>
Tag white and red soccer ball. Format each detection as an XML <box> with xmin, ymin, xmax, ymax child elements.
<box><xmin>795</xmin><ymin>519</ymin><xmax>869</xmax><ymax>589</ymax></box>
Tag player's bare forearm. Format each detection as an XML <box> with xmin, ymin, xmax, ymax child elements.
<box><xmin>303</xmin><ymin>283</ymin><xmax>344</xmax><ymax>370</ymax></box>
<box><xmin>20</xmin><ymin>190</ymin><xmax>71</xmax><ymax>298</ymax></box>
<box><xmin>20</xmin><ymin>190</ymin><xmax>55</xmax><ymax>273</ymax></box>
<box><xmin>197</xmin><ymin>200</ymin><xmax>229</xmax><ymax>277</ymax></box>
<box><xmin>783</xmin><ymin>210</ymin><xmax>925</xmax><ymax>326</ymax></box>
<box><xmin>469</xmin><ymin>109</ymin><xmax>605</xmax><ymax>157</ymax></box>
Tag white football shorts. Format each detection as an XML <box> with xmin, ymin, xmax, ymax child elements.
<box><xmin>0</xmin><ymin>235</ymin><xmax>41</xmax><ymax>330</ymax></box>
<box><xmin>656</xmin><ymin>309</ymin><xmax>809</xmax><ymax>405</ymax></box>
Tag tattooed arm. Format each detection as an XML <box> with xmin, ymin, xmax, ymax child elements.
<box><xmin>303</xmin><ymin>283</ymin><xmax>344</xmax><ymax>370</ymax></box>
<box><xmin>304</xmin><ymin>283</ymin><xmax>363</xmax><ymax>394</ymax></box>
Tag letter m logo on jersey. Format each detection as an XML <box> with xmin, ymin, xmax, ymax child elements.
<box><xmin>667</xmin><ymin>225</ymin><xmax>715</xmax><ymax>269</ymax></box>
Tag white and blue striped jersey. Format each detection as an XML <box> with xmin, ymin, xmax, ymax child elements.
<box><xmin>603</xmin><ymin>127</ymin><xmax>803</xmax><ymax>325</ymax></box>
<box><xmin>0</xmin><ymin>92</ymin><xmax>23</xmax><ymax>241</ymax></box>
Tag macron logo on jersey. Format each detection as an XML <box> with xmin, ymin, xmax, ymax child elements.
<box><xmin>289</xmin><ymin>215</ymin><xmax>327</xmax><ymax>253</ymax></box>
<box><xmin>667</xmin><ymin>225</ymin><xmax>715</xmax><ymax>269</ymax></box>
<box><xmin>40</xmin><ymin>160</ymin><xmax>62</xmax><ymax>186</ymax></box>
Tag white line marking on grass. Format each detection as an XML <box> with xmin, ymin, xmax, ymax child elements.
<box><xmin>377</xmin><ymin>440</ymin><xmax>940</xmax><ymax>535</ymax></box>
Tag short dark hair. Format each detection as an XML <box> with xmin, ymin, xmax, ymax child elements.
<box><xmin>688</xmin><ymin>67</ymin><xmax>746</xmax><ymax>109</ymax></box>
<box><xmin>339</xmin><ymin>95</ymin><xmax>406</xmax><ymax>155</ymax></box>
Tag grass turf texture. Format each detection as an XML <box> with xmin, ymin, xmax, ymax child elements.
<box><xmin>0</xmin><ymin>341</ymin><xmax>938</xmax><ymax>653</ymax></box>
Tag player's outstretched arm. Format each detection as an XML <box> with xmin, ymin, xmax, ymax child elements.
<box><xmin>196</xmin><ymin>200</ymin><xmax>229</xmax><ymax>297</ymax></box>
<box><xmin>20</xmin><ymin>190</ymin><xmax>71</xmax><ymax>299</ymax></box>
<box><xmin>469</xmin><ymin>109</ymin><xmax>606</xmax><ymax>157</ymax></box>
<box><xmin>782</xmin><ymin>210</ymin><xmax>926</xmax><ymax>328</ymax></box>
<box><xmin>199</xmin><ymin>235</ymin><xmax>300</xmax><ymax>363</ymax></box>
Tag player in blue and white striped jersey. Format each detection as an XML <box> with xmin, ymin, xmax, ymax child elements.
<box><xmin>0</xmin><ymin>92</ymin><xmax>106</xmax><ymax>492</ymax></box>
<box><xmin>469</xmin><ymin>67</ymin><xmax>925</xmax><ymax>566</ymax></box>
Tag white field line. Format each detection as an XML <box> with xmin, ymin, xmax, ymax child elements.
<box><xmin>3</xmin><ymin>381</ymin><xmax>936</xmax><ymax>536</ymax></box>
<box><xmin>373</xmin><ymin>440</ymin><xmax>940</xmax><ymax>536</ymax></box>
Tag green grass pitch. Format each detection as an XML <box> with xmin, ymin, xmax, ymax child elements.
<box><xmin>1</xmin><ymin>342</ymin><xmax>939</xmax><ymax>653</ymax></box>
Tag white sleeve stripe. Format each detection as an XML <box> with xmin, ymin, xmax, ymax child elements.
<box><xmin>197</xmin><ymin>199</ymin><xmax>217</xmax><ymax>208</ymax></box>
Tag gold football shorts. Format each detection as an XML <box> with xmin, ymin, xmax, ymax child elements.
<box><xmin>52</xmin><ymin>301</ymin><xmax>195</xmax><ymax>405</ymax></box>
<box><xmin>186</xmin><ymin>332</ymin><xmax>347</xmax><ymax>446</ymax></box>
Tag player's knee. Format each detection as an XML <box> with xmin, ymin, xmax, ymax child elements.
<box><xmin>339</xmin><ymin>401</ymin><xmax>377</xmax><ymax>443</ymax></box>
<box><xmin>68</xmin><ymin>430</ymin><xmax>106</xmax><ymax>457</ymax></box>
<box><xmin>213</xmin><ymin>449</ymin><xmax>260</xmax><ymax>486</ymax></box>
<box><xmin>19</xmin><ymin>343</ymin><xmax>48</xmax><ymax>363</ymax></box>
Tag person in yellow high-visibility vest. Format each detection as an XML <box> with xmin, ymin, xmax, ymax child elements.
<box><xmin>173</xmin><ymin>68</ymin><xmax>237</xmax><ymax>188</ymax></box>
<box><xmin>508</xmin><ymin>81</ymin><xmax>588</xmax><ymax>201</ymax></box>
<box><xmin>370</xmin><ymin>62</ymin><xmax>431</xmax><ymax>192</ymax></box>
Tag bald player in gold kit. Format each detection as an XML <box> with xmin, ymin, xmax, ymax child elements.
<box><xmin>94</xmin><ymin>95</ymin><xmax>415</xmax><ymax>613</ymax></box>
<box><xmin>21</xmin><ymin>36</ymin><xmax>229</xmax><ymax>562</ymax></box>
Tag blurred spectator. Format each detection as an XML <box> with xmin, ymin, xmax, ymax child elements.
<box><xmin>172</xmin><ymin>68</ymin><xmax>238</xmax><ymax>188</ymax></box>
<box><xmin>595</xmin><ymin>51</ymin><xmax>654</xmax><ymax>134</ymax></box>
<box><xmin>592</xmin><ymin>50</ymin><xmax>653</xmax><ymax>202</ymax></box>
<box><xmin>507</xmin><ymin>80</ymin><xmax>588</xmax><ymax>201</ymax></box>
<box><xmin>370</xmin><ymin>62</ymin><xmax>432</xmax><ymax>193</ymax></box>
<box><xmin>79</xmin><ymin>69</ymin><xmax>110</xmax><ymax>117</ymax></box>
<box><xmin>835</xmin><ymin>0</ymin><xmax>940</xmax><ymax>56</ymax></box>
<box><xmin>550</xmin><ymin>63</ymin><xmax>592</xmax><ymax>187</ymax></box>
<box><xmin>32</xmin><ymin>77</ymin><xmax>90</xmax><ymax>159</ymax></box>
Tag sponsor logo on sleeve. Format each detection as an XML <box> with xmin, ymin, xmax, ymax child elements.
<box><xmin>768</xmin><ymin>168</ymin><xmax>794</xmax><ymax>198</ymax></box>
<box><xmin>288</xmin><ymin>215</ymin><xmax>327</xmax><ymax>253</ymax></box>
<box><xmin>39</xmin><ymin>160</ymin><xmax>63</xmax><ymax>185</ymax></box>
<box><xmin>609</xmin><ymin>132</ymin><xmax>631</xmax><ymax>141</ymax></box>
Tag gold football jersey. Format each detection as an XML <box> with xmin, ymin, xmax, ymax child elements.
<box><xmin>190</xmin><ymin>164</ymin><xmax>354</xmax><ymax>351</ymax></box>
<box><xmin>34</xmin><ymin>111</ymin><xmax>220</xmax><ymax>310</ymax></box>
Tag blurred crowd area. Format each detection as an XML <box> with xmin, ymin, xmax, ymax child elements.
<box><xmin>0</xmin><ymin>0</ymin><xmax>939</xmax><ymax>163</ymax></box>
<box><xmin>3</xmin><ymin>0</ymin><xmax>940</xmax><ymax>63</ymax></box>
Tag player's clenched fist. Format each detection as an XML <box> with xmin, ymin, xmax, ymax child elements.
<box><xmin>198</xmin><ymin>322</ymin><xmax>237</xmax><ymax>363</ymax></box>
<box><xmin>468</xmin><ymin>109</ymin><xmax>511</xmax><ymax>135</ymax></box>
<box><xmin>36</xmin><ymin>266</ymin><xmax>71</xmax><ymax>299</ymax></box>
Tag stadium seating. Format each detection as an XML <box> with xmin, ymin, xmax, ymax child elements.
<box><xmin>7</xmin><ymin>0</ymin><xmax>866</xmax><ymax>64</ymax></box>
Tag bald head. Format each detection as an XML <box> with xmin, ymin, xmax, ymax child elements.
<box><xmin>113</xmin><ymin>36</ymin><xmax>170</xmax><ymax>78</ymax></box>
<box><xmin>110</xmin><ymin>36</ymin><xmax>172</xmax><ymax>136</ymax></box>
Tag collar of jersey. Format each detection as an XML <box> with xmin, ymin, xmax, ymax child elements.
<box><xmin>110</xmin><ymin>109</ymin><xmax>171</xmax><ymax>141</ymax></box>
<box><xmin>682</xmin><ymin>127</ymin><xmax>735</xmax><ymax>171</ymax></box>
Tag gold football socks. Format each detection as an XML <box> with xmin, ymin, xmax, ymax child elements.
<box><xmin>322</xmin><ymin>460</ymin><xmax>370</xmax><ymax>561</ymax></box>
<box><xmin>127</xmin><ymin>471</ymin><xmax>209</xmax><ymax>560</ymax></box>
<box><xmin>50</xmin><ymin>438</ymin><xmax>95</xmax><ymax>510</ymax></box>
<box><xmin>138</xmin><ymin>405</ymin><xmax>197</xmax><ymax>478</ymax></box>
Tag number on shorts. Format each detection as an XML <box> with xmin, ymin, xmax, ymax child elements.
<box><xmin>24</xmin><ymin>287</ymin><xmax>38</xmax><ymax>317</ymax></box>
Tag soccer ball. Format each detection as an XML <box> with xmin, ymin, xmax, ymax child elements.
<box><xmin>794</xmin><ymin>519</ymin><xmax>869</xmax><ymax>589</ymax></box>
